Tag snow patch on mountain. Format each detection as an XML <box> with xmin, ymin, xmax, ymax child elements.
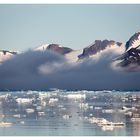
<box><xmin>65</xmin><ymin>50</ymin><xmax>83</xmax><ymax>62</ymax></box>
<box><xmin>35</xmin><ymin>44</ymin><xmax>49</xmax><ymax>51</ymax></box>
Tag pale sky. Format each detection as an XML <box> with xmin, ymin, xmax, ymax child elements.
<box><xmin>0</xmin><ymin>4</ymin><xmax>140</xmax><ymax>51</ymax></box>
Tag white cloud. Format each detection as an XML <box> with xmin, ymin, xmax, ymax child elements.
<box><xmin>0</xmin><ymin>49</ymin><xmax>139</xmax><ymax>91</ymax></box>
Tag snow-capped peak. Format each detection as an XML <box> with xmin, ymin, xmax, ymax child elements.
<box><xmin>35</xmin><ymin>43</ymin><xmax>73</xmax><ymax>55</ymax></box>
<box><xmin>35</xmin><ymin>43</ymin><xmax>65</xmax><ymax>52</ymax></box>
<box><xmin>34</xmin><ymin>44</ymin><xmax>49</xmax><ymax>51</ymax></box>
<box><xmin>114</xmin><ymin>31</ymin><xmax>140</xmax><ymax>68</ymax></box>
<box><xmin>126</xmin><ymin>31</ymin><xmax>140</xmax><ymax>51</ymax></box>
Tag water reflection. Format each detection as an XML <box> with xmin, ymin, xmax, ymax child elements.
<box><xmin>0</xmin><ymin>90</ymin><xmax>140</xmax><ymax>136</ymax></box>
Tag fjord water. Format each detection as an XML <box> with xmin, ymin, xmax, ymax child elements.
<box><xmin>0</xmin><ymin>90</ymin><xmax>140</xmax><ymax>136</ymax></box>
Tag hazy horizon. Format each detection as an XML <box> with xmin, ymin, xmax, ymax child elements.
<box><xmin>0</xmin><ymin>4</ymin><xmax>140</xmax><ymax>51</ymax></box>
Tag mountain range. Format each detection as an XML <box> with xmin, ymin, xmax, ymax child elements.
<box><xmin>0</xmin><ymin>31</ymin><xmax>140</xmax><ymax>71</ymax></box>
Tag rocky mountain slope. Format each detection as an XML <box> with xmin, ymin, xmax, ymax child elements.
<box><xmin>115</xmin><ymin>32</ymin><xmax>140</xmax><ymax>68</ymax></box>
<box><xmin>78</xmin><ymin>40</ymin><xmax>122</xmax><ymax>60</ymax></box>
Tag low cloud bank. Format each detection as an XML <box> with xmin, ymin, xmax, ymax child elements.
<box><xmin>0</xmin><ymin>49</ymin><xmax>139</xmax><ymax>91</ymax></box>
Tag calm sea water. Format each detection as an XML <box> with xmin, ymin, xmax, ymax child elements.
<box><xmin>0</xmin><ymin>90</ymin><xmax>140</xmax><ymax>136</ymax></box>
